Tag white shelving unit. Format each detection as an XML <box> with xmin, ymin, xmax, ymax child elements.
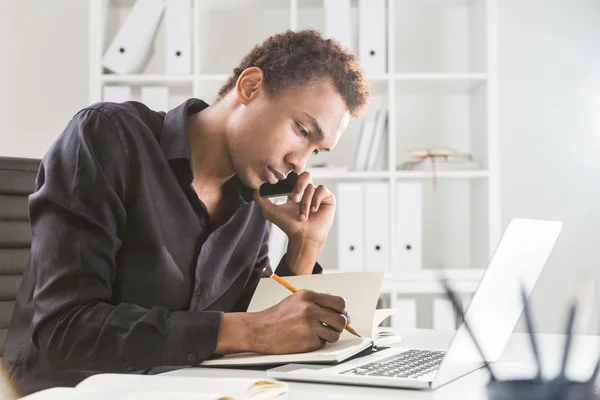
<box><xmin>88</xmin><ymin>0</ymin><xmax>499</xmax><ymax>329</ymax></box>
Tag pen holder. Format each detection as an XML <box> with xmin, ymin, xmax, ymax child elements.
<box><xmin>487</xmin><ymin>379</ymin><xmax>599</xmax><ymax>400</ymax></box>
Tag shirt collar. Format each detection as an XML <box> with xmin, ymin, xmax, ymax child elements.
<box><xmin>160</xmin><ymin>98</ymin><xmax>254</xmax><ymax>205</ymax></box>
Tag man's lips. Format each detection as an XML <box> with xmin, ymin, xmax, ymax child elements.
<box><xmin>268</xmin><ymin>167</ymin><xmax>286</xmax><ymax>181</ymax></box>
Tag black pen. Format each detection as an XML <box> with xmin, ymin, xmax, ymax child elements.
<box><xmin>557</xmin><ymin>299</ymin><xmax>577</xmax><ymax>381</ymax></box>
<box><xmin>520</xmin><ymin>283</ymin><xmax>543</xmax><ymax>381</ymax></box>
<box><xmin>441</xmin><ymin>278</ymin><xmax>497</xmax><ymax>381</ymax></box>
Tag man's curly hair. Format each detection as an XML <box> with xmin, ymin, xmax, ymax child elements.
<box><xmin>217</xmin><ymin>29</ymin><xmax>371</xmax><ymax>118</ymax></box>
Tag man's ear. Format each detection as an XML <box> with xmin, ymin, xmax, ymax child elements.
<box><xmin>235</xmin><ymin>67</ymin><xmax>264</xmax><ymax>105</ymax></box>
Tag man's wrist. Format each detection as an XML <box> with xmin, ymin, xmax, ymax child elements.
<box><xmin>284</xmin><ymin>237</ymin><xmax>323</xmax><ymax>275</ymax></box>
<box><xmin>215</xmin><ymin>313</ymin><xmax>257</xmax><ymax>354</ymax></box>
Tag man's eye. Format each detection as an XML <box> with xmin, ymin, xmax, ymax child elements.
<box><xmin>312</xmin><ymin>149</ymin><xmax>320</xmax><ymax>156</ymax></box>
<box><xmin>295</xmin><ymin>122</ymin><xmax>309</xmax><ymax>137</ymax></box>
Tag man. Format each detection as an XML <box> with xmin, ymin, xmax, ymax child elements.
<box><xmin>2</xmin><ymin>29</ymin><xmax>371</xmax><ymax>395</ymax></box>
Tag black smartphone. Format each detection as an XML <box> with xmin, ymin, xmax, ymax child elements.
<box><xmin>259</xmin><ymin>171</ymin><xmax>298</xmax><ymax>198</ymax></box>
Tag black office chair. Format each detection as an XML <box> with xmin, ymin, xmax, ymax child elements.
<box><xmin>0</xmin><ymin>157</ymin><xmax>40</xmax><ymax>358</ymax></box>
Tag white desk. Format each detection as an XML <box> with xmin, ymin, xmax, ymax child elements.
<box><xmin>161</xmin><ymin>329</ymin><xmax>600</xmax><ymax>399</ymax></box>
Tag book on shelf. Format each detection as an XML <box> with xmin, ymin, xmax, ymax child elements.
<box><xmin>398</xmin><ymin>147</ymin><xmax>480</xmax><ymax>171</ymax></box>
<box><xmin>352</xmin><ymin>108</ymin><xmax>388</xmax><ymax>171</ymax></box>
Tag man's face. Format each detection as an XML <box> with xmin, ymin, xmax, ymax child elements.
<box><xmin>227</xmin><ymin>78</ymin><xmax>350</xmax><ymax>189</ymax></box>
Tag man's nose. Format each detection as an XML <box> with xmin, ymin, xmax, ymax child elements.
<box><xmin>286</xmin><ymin>151</ymin><xmax>311</xmax><ymax>175</ymax></box>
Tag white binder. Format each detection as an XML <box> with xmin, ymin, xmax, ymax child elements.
<box><xmin>102</xmin><ymin>86</ymin><xmax>132</xmax><ymax>103</ymax></box>
<box><xmin>358</xmin><ymin>0</ymin><xmax>387</xmax><ymax>74</ymax></box>
<box><xmin>101</xmin><ymin>0</ymin><xmax>165</xmax><ymax>75</ymax></box>
<box><xmin>396</xmin><ymin>182</ymin><xmax>422</xmax><ymax>270</ymax></box>
<box><xmin>336</xmin><ymin>183</ymin><xmax>365</xmax><ymax>272</ymax></box>
<box><xmin>391</xmin><ymin>298</ymin><xmax>417</xmax><ymax>330</ymax></box>
<box><xmin>366</xmin><ymin>109</ymin><xmax>388</xmax><ymax>170</ymax></box>
<box><xmin>323</xmin><ymin>0</ymin><xmax>352</xmax><ymax>51</ymax></box>
<box><xmin>433</xmin><ymin>298</ymin><xmax>456</xmax><ymax>330</ymax></box>
<box><xmin>165</xmin><ymin>0</ymin><xmax>192</xmax><ymax>74</ymax></box>
<box><xmin>364</xmin><ymin>182</ymin><xmax>390</xmax><ymax>270</ymax></box>
<box><xmin>141</xmin><ymin>86</ymin><xmax>170</xmax><ymax>112</ymax></box>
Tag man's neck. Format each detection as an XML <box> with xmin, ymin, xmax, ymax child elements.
<box><xmin>188</xmin><ymin>100</ymin><xmax>235</xmax><ymax>192</ymax></box>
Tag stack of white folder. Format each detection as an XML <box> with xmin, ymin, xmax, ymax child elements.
<box><xmin>101</xmin><ymin>0</ymin><xmax>193</xmax><ymax>111</ymax></box>
<box><xmin>323</xmin><ymin>0</ymin><xmax>387</xmax><ymax>74</ymax></box>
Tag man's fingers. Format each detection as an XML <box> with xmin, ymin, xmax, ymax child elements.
<box><xmin>315</xmin><ymin>323</ymin><xmax>342</xmax><ymax>344</ymax></box>
<box><xmin>310</xmin><ymin>185</ymin><xmax>331</xmax><ymax>213</ymax></box>
<box><xmin>292</xmin><ymin>172</ymin><xmax>312</xmax><ymax>203</ymax></box>
<box><xmin>317</xmin><ymin>308</ymin><xmax>348</xmax><ymax>333</ymax></box>
<box><xmin>299</xmin><ymin>185</ymin><xmax>316</xmax><ymax>221</ymax></box>
<box><xmin>311</xmin><ymin>292</ymin><xmax>347</xmax><ymax>315</ymax></box>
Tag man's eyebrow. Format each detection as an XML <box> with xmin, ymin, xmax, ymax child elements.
<box><xmin>302</xmin><ymin>112</ymin><xmax>324</xmax><ymax>140</ymax></box>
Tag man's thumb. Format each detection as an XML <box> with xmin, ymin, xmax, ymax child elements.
<box><xmin>252</xmin><ymin>189</ymin><xmax>277</xmax><ymax>217</ymax></box>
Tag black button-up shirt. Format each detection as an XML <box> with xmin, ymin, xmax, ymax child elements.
<box><xmin>3</xmin><ymin>99</ymin><xmax>321</xmax><ymax>395</ymax></box>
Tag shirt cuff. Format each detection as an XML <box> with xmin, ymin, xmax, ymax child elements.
<box><xmin>165</xmin><ymin>310</ymin><xmax>223</xmax><ymax>366</ymax></box>
<box><xmin>274</xmin><ymin>253</ymin><xmax>323</xmax><ymax>277</ymax></box>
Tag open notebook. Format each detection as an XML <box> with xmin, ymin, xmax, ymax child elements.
<box><xmin>22</xmin><ymin>374</ymin><xmax>287</xmax><ymax>400</ymax></box>
<box><xmin>200</xmin><ymin>271</ymin><xmax>400</xmax><ymax>367</ymax></box>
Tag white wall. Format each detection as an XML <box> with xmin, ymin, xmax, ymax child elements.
<box><xmin>0</xmin><ymin>0</ymin><xmax>89</xmax><ymax>158</ymax></box>
<box><xmin>498</xmin><ymin>0</ymin><xmax>600</xmax><ymax>334</ymax></box>
<box><xmin>2</xmin><ymin>0</ymin><xmax>600</xmax><ymax>333</ymax></box>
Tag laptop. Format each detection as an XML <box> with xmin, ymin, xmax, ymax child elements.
<box><xmin>267</xmin><ymin>218</ymin><xmax>563</xmax><ymax>389</ymax></box>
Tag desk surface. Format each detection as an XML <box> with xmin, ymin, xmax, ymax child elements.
<box><xmin>161</xmin><ymin>329</ymin><xmax>600</xmax><ymax>399</ymax></box>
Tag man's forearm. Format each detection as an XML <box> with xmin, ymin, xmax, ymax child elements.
<box><xmin>284</xmin><ymin>237</ymin><xmax>323</xmax><ymax>275</ymax></box>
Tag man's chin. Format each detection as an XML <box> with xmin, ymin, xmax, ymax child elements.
<box><xmin>236</xmin><ymin>171</ymin><xmax>263</xmax><ymax>190</ymax></box>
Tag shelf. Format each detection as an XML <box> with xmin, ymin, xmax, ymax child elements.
<box><xmin>196</xmin><ymin>74</ymin><xmax>230</xmax><ymax>81</ymax></box>
<box><xmin>395</xmin><ymin>170</ymin><xmax>490</xmax><ymax>179</ymax></box>
<box><xmin>306</xmin><ymin>169</ymin><xmax>489</xmax><ymax>180</ymax></box>
<box><xmin>321</xmin><ymin>268</ymin><xmax>484</xmax><ymax>294</ymax></box>
<box><xmin>395</xmin><ymin>0</ymin><xmax>473</xmax><ymax>7</ymax></box>
<box><xmin>306</xmin><ymin>169</ymin><xmax>391</xmax><ymax>180</ymax></box>
<box><xmin>395</xmin><ymin>73</ymin><xmax>487</xmax><ymax>93</ymax></box>
<box><xmin>101</xmin><ymin>74</ymin><xmax>194</xmax><ymax>84</ymax></box>
<box><xmin>381</xmin><ymin>268</ymin><xmax>485</xmax><ymax>294</ymax></box>
<box><xmin>366</xmin><ymin>74</ymin><xmax>392</xmax><ymax>81</ymax></box>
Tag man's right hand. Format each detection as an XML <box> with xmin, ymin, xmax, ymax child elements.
<box><xmin>215</xmin><ymin>289</ymin><xmax>350</xmax><ymax>355</ymax></box>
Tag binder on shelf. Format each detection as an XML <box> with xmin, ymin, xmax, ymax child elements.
<box><xmin>433</xmin><ymin>298</ymin><xmax>456</xmax><ymax>330</ymax></box>
<box><xmin>364</xmin><ymin>182</ymin><xmax>390</xmax><ymax>271</ymax></box>
<box><xmin>141</xmin><ymin>86</ymin><xmax>169</xmax><ymax>112</ymax></box>
<box><xmin>323</xmin><ymin>0</ymin><xmax>352</xmax><ymax>51</ymax></box>
<box><xmin>358</xmin><ymin>0</ymin><xmax>387</xmax><ymax>74</ymax></box>
<box><xmin>103</xmin><ymin>86</ymin><xmax>132</xmax><ymax>103</ymax></box>
<box><xmin>165</xmin><ymin>0</ymin><xmax>192</xmax><ymax>75</ymax></box>
<box><xmin>101</xmin><ymin>0</ymin><xmax>165</xmax><ymax>75</ymax></box>
<box><xmin>366</xmin><ymin>109</ymin><xmax>388</xmax><ymax>171</ymax></box>
<box><xmin>391</xmin><ymin>298</ymin><xmax>417</xmax><ymax>330</ymax></box>
<box><xmin>396</xmin><ymin>182</ymin><xmax>422</xmax><ymax>270</ymax></box>
<box><xmin>353</xmin><ymin>117</ymin><xmax>376</xmax><ymax>171</ymax></box>
<box><xmin>337</xmin><ymin>183</ymin><xmax>365</xmax><ymax>272</ymax></box>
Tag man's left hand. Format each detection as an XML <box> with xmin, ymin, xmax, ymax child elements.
<box><xmin>253</xmin><ymin>171</ymin><xmax>335</xmax><ymax>246</ymax></box>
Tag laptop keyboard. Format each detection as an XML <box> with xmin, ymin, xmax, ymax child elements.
<box><xmin>340</xmin><ymin>349</ymin><xmax>445</xmax><ymax>379</ymax></box>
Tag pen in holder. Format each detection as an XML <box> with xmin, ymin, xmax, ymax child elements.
<box><xmin>440</xmin><ymin>278</ymin><xmax>600</xmax><ymax>400</ymax></box>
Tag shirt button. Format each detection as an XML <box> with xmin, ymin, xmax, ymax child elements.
<box><xmin>196</xmin><ymin>286</ymin><xmax>201</xmax><ymax>296</ymax></box>
<box><xmin>127</xmin><ymin>364</ymin><xmax>136</xmax><ymax>372</ymax></box>
<box><xmin>187</xmin><ymin>354</ymin><xmax>197</xmax><ymax>362</ymax></box>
